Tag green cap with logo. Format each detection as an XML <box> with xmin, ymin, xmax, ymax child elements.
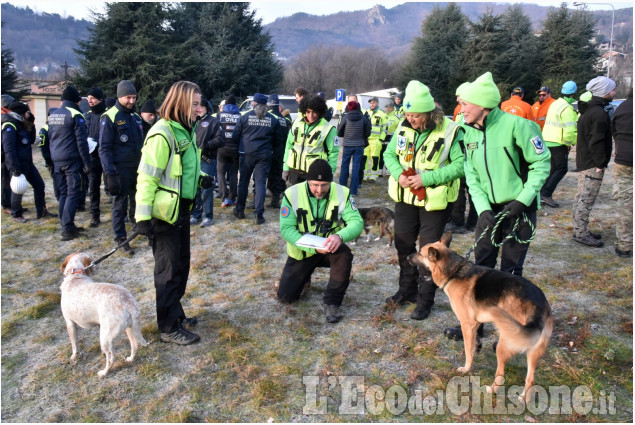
<box><xmin>403</xmin><ymin>80</ymin><xmax>436</xmax><ymax>113</ymax></box>
<box><xmin>460</xmin><ymin>72</ymin><xmax>501</xmax><ymax>109</ymax></box>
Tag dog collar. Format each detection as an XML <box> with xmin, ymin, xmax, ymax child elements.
<box><xmin>67</xmin><ymin>267</ymin><xmax>87</xmax><ymax>275</ymax></box>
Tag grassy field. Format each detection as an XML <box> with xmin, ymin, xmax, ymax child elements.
<box><xmin>1</xmin><ymin>152</ymin><xmax>632</xmax><ymax>422</ymax></box>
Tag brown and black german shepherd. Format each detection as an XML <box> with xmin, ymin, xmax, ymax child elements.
<box><xmin>408</xmin><ymin>233</ymin><xmax>553</xmax><ymax>403</ymax></box>
<box><xmin>354</xmin><ymin>207</ymin><xmax>394</xmax><ymax>246</ymax></box>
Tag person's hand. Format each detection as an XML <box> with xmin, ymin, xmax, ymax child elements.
<box><xmin>199</xmin><ymin>174</ymin><xmax>214</xmax><ymax>189</ymax></box>
<box><xmin>83</xmin><ymin>165</ymin><xmax>91</xmax><ymax>175</ymax></box>
<box><xmin>398</xmin><ymin>174</ymin><xmax>410</xmax><ymax>188</ymax></box>
<box><xmin>479</xmin><ymin>210</ymin><xmax>497</xmax><ymax>229</ymax></box>
<box><xmin>501</xmin><ymin>200</ymin><xmax>526</xmax><ymax>221</ymax></box>
<box><xmin>406</xmin><ymin>174</ymin><xmax>423</xmax><ymax>189</ymax></box>
<box><xmin>135</xmin><ymin>220</ymin><xmax>153</xmax><ymax>237</ymax></box>
<box><xmin>316</xmin><ymin>234</ymin><xmax>342</xmax><ymax>254</ymax></box>
<box><xmin>105</xmin><ymin>174</ymin><xmax>121</xmax><ymax>196</ymax></box>
<box><xmin>12</xmin><ymin>169</ymin><xmax>22</xmax><ymax>177</ymax></box>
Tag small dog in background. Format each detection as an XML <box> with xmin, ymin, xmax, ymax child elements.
<box><xmin>354</xmin><ymin>207</ymin><xmax>395</xmax><ymax>246</ymax></box>
<box><xmin>60</xmin><ymin>252</ymin><xmax>148</xmax><ymax>377</ymax></box>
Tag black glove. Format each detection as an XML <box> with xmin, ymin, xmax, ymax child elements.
<box><xmin>502</xmin><ymin>200</ymin><xmax>526</xmax><ymax>221</ymax></box>
<box><xmin>12</xmin><ymin>169</ymin><xmax>22</xmax><ymax>177</ymax></box>
<box><xmin>105</xmin><ymin>174</ymin><xmax>121</xmax><ymax>196</ymax></box>
<box><xmin>479</xmin><ymin>210</ymin><xmax>496</xmax><ymax>228</ymax></box>
<box><xmin>199</xmin><ymin>174</ymin><xmax>214</xmax><ymax>189</ymax></box>
<box><xmin>83</xmin><ymin>165</ymin><xmax>91</xmax><ymax>175</ymax></box>
<box><xmin>136</xmin><ymin>220</ymin><xmax>153</xmax><ymax>237</ymax></box>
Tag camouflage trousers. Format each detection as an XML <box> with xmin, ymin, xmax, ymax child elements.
<box><xmin>572</xmin><ymin>168</ymin><xmax>604</xmax><ymax>238</ymax></box>
<box><xmin>613</xmin><ymin>164</ymin><xmax>633</xmax><ymax>251</ymax></box>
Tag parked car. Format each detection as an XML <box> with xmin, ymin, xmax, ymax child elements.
<box><xmin>239</xmin><ymin>95</ymin><xmax>298</xmax><ymax>121</ymax></box>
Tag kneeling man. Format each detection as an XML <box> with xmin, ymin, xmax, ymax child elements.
<box><xmin>277</xmin><ymin>159</ymin><xmax>363</xmax><ymax>323</ymax></box>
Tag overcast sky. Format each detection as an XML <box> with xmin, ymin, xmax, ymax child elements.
<box><xmin>7</xmin><ymin>0</ymin><xmax>630</xmax><ymax>23</ymax></box>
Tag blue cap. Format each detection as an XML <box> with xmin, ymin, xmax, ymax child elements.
<box><xmin>267</xmin><ymin>94</ymin><xmax>280</xmax><ymax>106</ymax></box>
<box><xmin>253</xmin><ymin>93</ymin><xmax>268</xmax><ymax>104</ymax></box>
<box><xmin>561</xmin><ymin>81</ymin><xmax>577</xmax><ymax>95</ymax></box>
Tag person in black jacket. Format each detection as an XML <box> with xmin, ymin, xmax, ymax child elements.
<box><xmin>99</xmin><ymin>80</ymin><xmax>144</xmax><ymax>251</ymax></box>
<box><xmin>267</xmin><ymin>94</ymin><xmax>291</xmax><ymax>208</ymax></box>
<box><xmin>1</xmin><ymin>94</ymin><xmax>15</xmax><ymax>213</ymax></box>
<box><xmin>190</xmin><ymin>97</ymin><xmax>225</xmax><ymax>227</ymax></box>
<box><xmin>611</xmin><ymin>88</ymin><xmax>632</xmax><ymax>257</ymax></box>
<box><xmin>84</xmin><ymin>87</ymin><xmax>107</xmax><ymax>227</ymax></box>
<box><xmin>37</xmin><ymin>108</ymin><xmax>61</xmax><ymax>202</ymax></box>
<box><xmin>1</xmin><ymin>101</ymin><xmax>55</xmax><ymax>222</ymax></box>
<box><xmin>217</xmin><ymin>96</ymin><xmax>242</xmax><ymax>208</ymax></box>
<box><xmin>337</xmin><ymin>100</ymin><xmax>370</xmax><ymax>197</ymax></box>
<box><xmin>49</xmin><ymin>86</ymin><xmax>92</xmax><ymax>240</ymax></box>
<box><xmin>572</xmin><ymin>76</ymin><xmax>616</xmax><ymax>247</ymax></box>
<box><xmin>233</xmin><ymin>93</ymin><xmax>284</xmax><ymax>224</ymax></box>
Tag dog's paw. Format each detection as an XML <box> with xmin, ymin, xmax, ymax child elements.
<box><xmin>486</xmin><ymin>385</ymin><xmax>493</xmax><ymax>394</ymax></box>
<box><xmin>457</xmin><ymin>366</ymin><xmax>470</xmax><ymax>373</ymax></box>
<box><xmin>373</xmin><ymin>237</ymin><xmax>380</xmax><ymax>241</ymax></box>
<box><xmin>70</xmin><ymin>353</ymin><xmax>78</xmax><ymax>361</ymax></box>
<box><xmin>97</xmin><ymin>369</ymin><xmax>108</xmax><ymax>378</ymax></box>
<box><xmin>125</xmin><ymin>355</ymin><xmax>134</xmax><ymax>362</ymax></box>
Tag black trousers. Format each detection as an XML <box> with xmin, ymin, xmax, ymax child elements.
<box><xmin>1</xmin><ymin>161</ymin><xmax>11</xmax><ymax>208</ymax></box>
<box><xmin>473</xmin><ymin>206</ymin><xmax>536</xmax><ymax>276</ymax></box>
<box><xmin>267</xmin><ymin>150</ymin><xmax>286</xmax><ymax>197</ymax></box>
<box><xmin>450</xmin><ymin>177</ymin><xmax>477</xmax><ymax>227</ymax></box>
<box><xmin>287</xmin><ymin>168</ymin><xmax>308</xmax><ymax>186</ymax></box>
<box><xmin>10</xmin><ymin>162</ymin><xmax>46</xmax><ymax>217</ymax></box>
<box><xmin>151</xmin><ymin>202</ymin><xmax>192</xmax><ymax>333</ymax></box>
<box><xmin>541</xmin><ymin>145</ymin><xmax>569</xmax><ymax>198</ymax></box>
<box><xmin>88</xmin><ymin>155</ymin><xmax>103</xmax><ymax>218</ymax></box>
<box><xmin>394</xmin><ymin>202</ymin><xmax>451</xmax><ymax>308</ymax></box>
<box><xmin>277</xmin><ymin>244</ymin><xmax>353</xmax><ymax>306</ymax></box>
<box><xmin>111</xmin><ymin>166</ymin><xmax>137</xmax><ymax>240</ymax></box>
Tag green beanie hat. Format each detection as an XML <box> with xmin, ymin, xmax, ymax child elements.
<box><xmin>460</xmin><ymin>72</ymin><xmax>501</xmax><ymax>109</ymax></box>
<box><xmin>579</xmin><ymin>91</ymin><xmax>592</xmax><ymax>102</ymax></box>
<box><xmin>455</xmin><ymin>82</ymin><xmax>470</xmax><ymax>97</ymax></box>
<box><xmin>403</xmin><ymin>80</ymin><xmax>436</xmax><ymax>113</ymax></box>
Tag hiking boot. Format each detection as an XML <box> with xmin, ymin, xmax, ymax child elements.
<box><xmin>385</xmin><ymin>291</ymin><xmax>417</xmax><ymax>306</ymax></box>
<box><xmin>540</xmin><ymin>195</ymin><xmax>559</xmax><ymax>208</ymax></box>
<box><xmin>616</xmin><ymin>247</ymin><xmax>632</xmax><ymax>258</ymax></box>
<box><xmin>325</xmin><ymin>305</ymin><xmax>343</xmax><ymax>323</ymax></box>
<box><xmin>115</xmin><ymin>237</ymin><xmax>134</xmax><ymax>254</ymax></box>
<box><xmin>182</xmin><ymin>317</ymin><xmax>198</xmax><ymax>329</ymax></box>
<box><xmin>37</xmin><ymin>208</ymin><xmax>58</xmax><ymax>219</ymax></box>
<box><xmin>256</xmin><ymin>216</ymin><xmax>266</xmax><ymax>225</ymax></box>
<box><xmin>189</xmin><ymin>216</ymin><xmax>201</xmax><ymax>225</ymax></box>
<box><xmin>444</xmin><ymin>324</ymin><xmax>484</xmax><ymax>341</ymax></box>
<box><xmin>268</xmin><ymin>194</ymin><xmax>281</xmax><ymax>209</ymax></box>
<box><xmin>160</xmin><ymin>324</ymin><xmax>200</xmax><ymax>345</ymax></box>
<box><xmin>13</xmin><ymin>216</ymin><xmax>28</xmax><ymax>223</ymax></box>
<box><xmin>444</xmin><ymin>222</ymin><xmax>467</xmax><ymax>234</ymax></box>
<box><xmin>233</xmin><ymin>207</ymin><xmax>245</xmax><ymax>219</ymax></box>
<box><xmin>221</xmin><ymin>198</ymin><xmax>233</xmax><ymax>208</ymax></box>
<box><xmin>589</xmin><ymin>231</ymin><xmax>602</xmax><ymax>240</ymax></box>
<box><xmin>573</xmin><ymin>234</ymin><xmax>604</xmax><ymax>247</ymax></box>
<box><xmin>77</xmin><ymin>205</ymin><xmax>86</xmax><ymax>212</ymax></box>
<box><xmin>201</xmin><ymin>218</ymin><xmax>213</xmax><ymax>227</ymax></box>
<box><xmin>410</xmin><ymin>304</ymin><xmax>432</xmax><ymax>320</ymax></box>
<box><xmin>61</xmin><ymin>230</ymin><xmax>80</xmax><ymax>241</ymax></box>
<box><xmin>89</xmin><ymin>216</ymin><xmax>100</xmax><ymax>227</ymax></box>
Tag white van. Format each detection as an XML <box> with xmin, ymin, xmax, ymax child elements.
<box><xmin>239</xmin><ymin>95</ymin><xmax>299</xmax><ymax>121</ymax></box>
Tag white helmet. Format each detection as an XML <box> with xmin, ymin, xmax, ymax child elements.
<box><xmin>10</xmin><ymin>174</ymin><xmax>29</xmax><ymax>195</ymax></box>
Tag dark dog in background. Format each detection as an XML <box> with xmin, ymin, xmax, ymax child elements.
<box><xmin>408</xmin><ymin>233</ymin><xmax>553</xmax><ymax>403</ymax></box>
<box><xmin>354</xmin><ymin>207</ymin><xmax>394</xmax><ymax>246</ymax></box>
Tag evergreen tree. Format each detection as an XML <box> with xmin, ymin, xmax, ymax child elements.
<box><xmin>498</xmin><ymin>4</ymin><xmax>542</xmax><ymax>101</ymax></box>
<box><xmin>399</xmin><ymin>4</ymin><xmax>468</xmax><ymax>112</ymax></box>
<box><xmin>460</xmin><ymin>8</ymin><xmax>507</xmax><ymax>85</ymax></box>
<box><xmin>539</xmin><ymin>4</ymin><xmax>599</xmax><ymax>93</ymax></box>
<box><xmin>1</xmin><ymin>42</ymin><xmax>26</xmax><ymax>98</ymax></box>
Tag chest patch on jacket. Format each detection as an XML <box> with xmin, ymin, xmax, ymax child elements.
<box><xmin>466</xmin><ymin>142</ymin><xmax>478</xmax><ymax>151</ymax></box>
<box><xmin>531</xmin><ymin>136</ymin><xmax>545</xmax><ymax>154</ymax></box>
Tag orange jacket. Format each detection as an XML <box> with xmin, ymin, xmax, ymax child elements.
<box><xmin>453</xmin><ymin>103</ymin><xmax>461</xmax><ymax>121</ymax></box>
<box><xmin>501</xmin><ymin>96</ymin><xmax>533</xmax><ymax>120</ymax></box>
<box><xmin>531</xmin><ymin>96</ymin><xmax>555</xmax><ymax>130</ymax></box>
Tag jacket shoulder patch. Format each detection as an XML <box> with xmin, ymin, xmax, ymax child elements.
<box><xmin>531</xmin><ymin>136</ymin><xmax>545</xmax><ymax>154</ymax></box>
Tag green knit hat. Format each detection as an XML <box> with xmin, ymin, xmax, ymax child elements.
<box><xmin>455</xmin><ymin>82</ymin><xmax>470</xmax><ymax>96</ymax></box>
<box><xmin>579</xmin><ymin>91</ymin><xmax>592</xmax><ymax>102</ymax></box>
<box><xmin>403</xmin><ymin>80</ymin><xmax>436</xmax><ymax>113</ymax></box>
<box><xmin>460</xmin><ymin>72</ymin><xmax>501</xmax><ymax>109</ymax></box>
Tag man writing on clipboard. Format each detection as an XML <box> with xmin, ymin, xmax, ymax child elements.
<box><xmin>277</xmin><ymin>159</ymin><xmax>363</xmax><ymax>323</ymax></box>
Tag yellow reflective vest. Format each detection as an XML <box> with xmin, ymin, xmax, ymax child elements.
<box><xmin>542</xmin><ymin>97</ymin><xmax>578</xmax><ymax>147</ymax></box>
<box><xmin>285</xmin><ymin>118</ymin><xmax>335</xmax><ymax>172</ymax></box>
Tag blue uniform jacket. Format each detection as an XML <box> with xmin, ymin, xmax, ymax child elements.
<box><xmin>85</xmin><ymin>102</ymin><xmax>107</xmax><ymax>163</ymax></box>
<box><xmin>98</xmin><ymin>101</ymin><xmax>144</xmax><ymax>174</ymax></box>
<box><xmin>218</xmin><ymin>104</ymin><xmax>242</xmax><ymax>150</ymax></box>
<box><xmin>233</xmin><ymin>109</ymin><xmax>284</xmax><ymax>156</ymax></box>
<box><xmin>195</xmin><ymin>113</ymin><xmax>225</xmax><ymax>159</ymax></box>
<box><xmin>1</xmin><ymin>115</ymin><xmax>35</xmax><ymax>174</ymax></box>
<box><xmin>48</xmin><ymin>100</ymin><xmax>91</xmax><ymax>170</ymax></box>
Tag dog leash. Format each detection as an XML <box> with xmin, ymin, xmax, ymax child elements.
<box><xmin>463</xmin><ymin>211</ymin><xmax>536</xmax><ymax>261</ymax></box>
<box><xmin>85</xmin><ymin>230</ymin><xmax>140</xmax><ymax>270</ymax></box>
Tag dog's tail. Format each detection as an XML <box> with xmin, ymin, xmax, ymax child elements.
<box><xmin>488</xmin><ymin>307</ymin><xmax>548</xmax><ymax>353</ymax></box>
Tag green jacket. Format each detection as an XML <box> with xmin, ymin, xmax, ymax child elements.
<box><xmin>280</xmin><ymin>182</ymin><xmax>363</xmax><ymax>260</ymax></box>
<box><xmin>135</xmin><ymin>119</ymin><xmax>200</xmax><ymax>224</ymax></box>
<box><xmin>463</xmin><ymin>108</ymin><xmax>551</xmax><ymax>215</ymax></box>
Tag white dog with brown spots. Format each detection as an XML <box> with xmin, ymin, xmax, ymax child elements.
<box><xmin>60</xmin><ymin>252</ymin><xmax>148</xmax><ymax>377</ymax></box>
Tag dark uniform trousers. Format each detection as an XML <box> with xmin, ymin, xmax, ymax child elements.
<box><xmin>473</xmin><ymin>205</ymin><xmax>537</xmax><ymax>276</ymax></box>
<box><xmin>394</xmin><ymin>202</ymin><xmax>451</xmax><ymax>308</ymax></box>
<box><xmin>11</xmin><ymin>162</ymin><xmax>46</xmax><ymax>217</ymax></box>
<box><xmin>111</xmin><ymin>166</ymin><xmax>137</xmax><ymax>240</ymax></box>
<box><xmin>450</xmin><ymin>177</ymin><xmax>478</xmax><ymax>227</ymax></box>
<box><xmin>54</xmin><ymin>162</ymin><xmax>84</xmax><ymax>233</ymax></box>
<box><xmin>541</xmin><ymin>145</ymin><xmax>569</xmax><ymax>198</ymax></box>
<box><xmin>151</xmin><ymin>201</ymin><xmax>192</xmax><ymax>333</ymax></box>
<box><xmin>278</xmin><ymin>243</ymin><xmax>353</xmax><ymax>306</ymax></box>
<box><xmin>287</xmin><ymin>168</ymin><xmax>308</xmax><ymax>186</ymax></box>
<box><xmin>88</xmin><ymin>153</ymin><xmax>103</xmax><ymax>218</ymax></box>
<box><xmin>237</xmin><ymin>152</ymin><xmax>271</xmax><ymax>218</ymax></box>
<box><xmin>1</xmin><ymin>162</ymin><xmax>11</xmax><ymax>208</ymax></box>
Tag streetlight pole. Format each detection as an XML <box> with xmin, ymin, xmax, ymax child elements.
<box><xmin>573</xmin><ymin>2</ymin><xmax>615</xmax><ymax>78</ymax></box>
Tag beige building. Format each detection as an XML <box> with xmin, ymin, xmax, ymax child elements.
<box><xmin>22</xmin><ymin>81</ymin><xmax>64</xmax><ymax>130</ymax></box>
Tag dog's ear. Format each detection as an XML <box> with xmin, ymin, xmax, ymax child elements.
<box><xmin>60</xmin><ymin>253</ymin><xmax>74</xmax><ymax>274</ymax></box>
<box><xmin>440</xmin><ymin>232</ymin><xmax>452</xmax><ymax>247</ymax></box>
<box><xmin>80</xmin><ymin>253</ymin><xmax>93</xmax><ymax>276</ymax></box>
<box><xmin>427</xmin><ymin>247</ymin><xmax>441</xmax><ymax>263</ymax></box>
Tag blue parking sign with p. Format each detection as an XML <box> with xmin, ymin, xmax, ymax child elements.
<box><xmin>336</xmin><ymin>89</ymin><xmax>346</xmax><ymax>102</ymax></box>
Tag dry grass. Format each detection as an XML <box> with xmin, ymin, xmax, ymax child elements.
<box><xmin>1</xmin><ymin>153</ymin><xmax>632</xmax><ymax>422</ymax></box>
